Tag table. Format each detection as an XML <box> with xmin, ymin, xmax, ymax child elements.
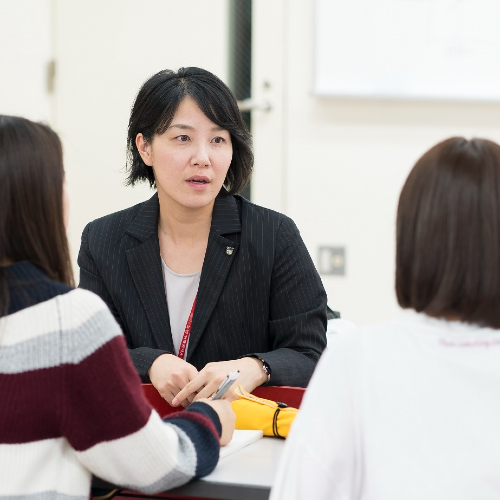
<box><xmin>93</xmin><ymin>385</ymin><xmax>303</xmax><ymax>500</ymax></box>
<box><xmin>93</xmin><ymin>437</ymin><xmax>285</xmax><ymax>500</ymax></box>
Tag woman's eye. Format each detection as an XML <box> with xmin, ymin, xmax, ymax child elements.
<box><xmin>177</xmin><ymin>135</ymin><xmax>189</xmax><ymax>142</ymax></box>
<box><xmin>212</xmin><ymin>137</ymin><xmax>225</xmax><ymax>144</ymax></box>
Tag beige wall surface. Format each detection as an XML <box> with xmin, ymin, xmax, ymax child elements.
<box><xmin>53</xmin><ymin>0</ymin><xmax>229</xmax><ymax>271</ymax></box>
<box><xmin>0</xmin><ymin>0</ymin><xmax>52</xmax><ymax>121</ymax></box>
<box><xmin>252</xmin><ymin>0</ymin><xmax>500</xmax><ymax>325</ymax></box>
<box><xmin>3</xmin><ymin>0</ymin><xmax>500</xmax><ymax>327</ymax></box>
<box><xmin>0</xmin><ymin>0</ymin><xmax>229</xmax><ymax>276</ymax></box>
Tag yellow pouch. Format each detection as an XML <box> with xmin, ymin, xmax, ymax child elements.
<box><xmin>231</xmin><ymin>385</ymin><xmax>299</xmax><ymax>438</ymax></box>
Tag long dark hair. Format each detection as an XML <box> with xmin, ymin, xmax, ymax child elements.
<box><xmin>396</xmin><ymin>136</ymin><xmax>500</xmax><ymax>328</ymax></box>
<box><xmin>0</xmin><ymin>115</ymin><xmax>74</xmax><ymax>317</ymax></box>
<box><xmin>126</xmin><ymin>67</ymin><xmax>253</xmax><ymax>194</ymax></box>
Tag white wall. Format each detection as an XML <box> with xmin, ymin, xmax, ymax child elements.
<box><xmin>53</xmin><ymin>0</ymin><xmax>229</xmax><ymax>270</ymax></box>
<box><xmin>3</xmin><ymin>0</ymin><xmax>500</xmax><ymax>327</ymax></box>
<box><xmin>0</xmin><ymin>0</ymin><xmax>53</xmax><ymax>121</ymax></box>
<box><xmin>1</xmin><ymin>0</ymin><xmax>229</xmax><ymax>274</ymax></box>
<box><xmin>251</xmin><ymin>0</ymin><xmax>500</xmax><ymax>326</ymax></box>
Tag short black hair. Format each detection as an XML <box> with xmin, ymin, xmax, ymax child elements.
<box><xmin>396</xmin><ymin>136</ymin><xmax>500</xmax><ymax>328</ymax></box>
<box><xmin>126</xmin><ymin>67</ymin><xmax>253</xmax><ymax>195</ymax></box>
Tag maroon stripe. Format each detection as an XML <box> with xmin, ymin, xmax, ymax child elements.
<box><xmin>0</xmin><ymin>336</ymin><xmax>153</xmax><ymax>450</ymax></box>
<box><xmin>0</xmin><ymin>366</ymin><xmax>65</xmax><ymax>444</ymax></box>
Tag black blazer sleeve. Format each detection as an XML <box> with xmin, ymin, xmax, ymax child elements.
<box><xmin>250</xmin><ymin>216</ymin><xmax>327</xmax><ymax>386</ymax></box>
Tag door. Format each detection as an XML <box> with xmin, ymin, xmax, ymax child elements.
<box><xmin>0</xmin><ymin>0</ymin><xmax>53</xmax><ymax>122</ymax></box>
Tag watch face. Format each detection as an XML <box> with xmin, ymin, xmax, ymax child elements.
<box><xmin>255</xmin><ymin>356</ymin><xmax>270</xmax><ymax>380</ymax></box>
<box><xmin>262</xmin><ymin>361</ymin><xmax>271</xmax><ymax>380</ymax></box>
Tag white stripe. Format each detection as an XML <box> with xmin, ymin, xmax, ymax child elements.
<box><xmin>0</xmin><ymin>311</ymin><xmax>119</xmax><ymax>374</ymax></box>
<box><xmin>0</xmin><ymin>291</ymin><xmax>122</xmax><ymax>374</ymax></box>
<box><xmin>0</xmin><ymin>492</ymin><xmax>87</xmax><ymax>500</ymax></box>
<box><xmin>77</xmin><ymin>411</ymin><xmax>196</xmax><ymax>492</ymax></box>
<box><xmin>0</xmin><ymin>438</ymin><xmax>90</xmax><ymax>496</ymax></box>
<box><xmin>0</xmin><ymin>289</ymin><xmax>113</xmax><ymax>346</ymax></box>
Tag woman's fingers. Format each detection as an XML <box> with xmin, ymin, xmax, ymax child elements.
<box><xmin>148</xmin><ymin>354</ymin><xmax>199</xmax><ymax>405</ymax></box>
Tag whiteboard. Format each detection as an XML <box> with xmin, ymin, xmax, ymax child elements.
<box><xmin>313</xmin><ymin>0</ymin><xmax>500</xmax><ymax>101</ymax></box>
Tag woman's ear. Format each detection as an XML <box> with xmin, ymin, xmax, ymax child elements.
<box><xmin>136</xmin><ymin>133</ymin><xmax>153</xmax><ymax>166</ymax></box>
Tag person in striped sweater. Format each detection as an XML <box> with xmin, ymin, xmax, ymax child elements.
<box><xmin>0</xmin><ymin>115</ymin><xmax>235</xmax><ymax>499</ymax></box>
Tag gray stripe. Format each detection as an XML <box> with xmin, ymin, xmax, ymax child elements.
<box><xmin>0</xmin><ymin>492</ymin><xmax>87</xmax><ymax>500</ymax></box>
<box><xmin>0</xmin><ymin>308</ymin><xmax>119</xmax><ymax>374</ymax></box>
<box><xmin>122</xmin><ymin>426</ymin><xmax>196</xmax><ymax>494</ymax></box>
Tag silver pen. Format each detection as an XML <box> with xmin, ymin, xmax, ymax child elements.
<box><xmin>212</xmin><ymin>370</ymin><xmax>240</xmax><ymax>400</ymax></box>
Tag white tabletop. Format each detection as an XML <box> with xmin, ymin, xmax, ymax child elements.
<box><xmin>94</xmin><ymin>437</ymin><xmax>285</xmax><ymax>500</ymax></box>
<box><xmin>167</xmin><ymin>437</ymin><xmax>285</xmax><ymax>499</ymax></box>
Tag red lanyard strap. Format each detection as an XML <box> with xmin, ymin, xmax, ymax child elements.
<box><xmin>178</xmin><ymin>295</ymin><xmax>197</xmax><ymax>360</ymax></box>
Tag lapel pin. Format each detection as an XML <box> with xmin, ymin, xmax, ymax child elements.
<box><xmin>226</xmin><ymin>246</ymin><xmax>234</xmax><ymax>255</ymax></box>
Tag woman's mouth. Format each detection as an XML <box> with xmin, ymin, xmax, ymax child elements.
<box><xmin>187</xmin><ymin>176</ymin><xmax>210</xmax><ymax>189</ymax></box>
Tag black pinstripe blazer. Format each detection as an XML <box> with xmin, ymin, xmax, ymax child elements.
<box><xmin>78</xmin><ymin>192</ymin><xmax>327</xmax><ymax>387</ymax></box>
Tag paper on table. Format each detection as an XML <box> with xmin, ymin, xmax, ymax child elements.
<box><xmin>219</xmin><ymin>429</ymin><xmax>264</xmax><ymax>458</ymax></box>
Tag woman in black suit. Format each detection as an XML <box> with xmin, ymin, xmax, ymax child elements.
<box><xmin>78</xmin><ymin>67</ymin><xmax>327</xmax><ymax>406</ymax></box>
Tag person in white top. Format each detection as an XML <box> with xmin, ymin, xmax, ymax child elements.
<box><xmin>271</xmin><ymin>136</ymin><xmax>500</xmax><ymax>500</ymax></box>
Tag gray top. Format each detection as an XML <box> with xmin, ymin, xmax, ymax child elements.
<box><xmin>161</xmin><ymin>258</ymin><xmax>201</xmax><ymax>356</ymax></box>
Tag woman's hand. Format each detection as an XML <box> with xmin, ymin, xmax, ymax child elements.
<box><xmin>172</xmin><ymin>357</ymin><xmax>268</xmax><ymax>407</ymax></box>
<box><xmin>197</xmin><ymin>398</ymin><xmax>236</xmax><ymax>446</ymax></box>
<box><xmin>148</xmin><ymin>353</ymin><xmax>199</xmax><ymax>405</ymax></box>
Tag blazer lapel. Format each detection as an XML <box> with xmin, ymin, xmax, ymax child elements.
<box><xmin>125</xmin><ymin>194</ymin><xmax>174</xmax><ymax>352</ymax></box>
<box><xmin>187</xmin><ymin>193</ymin><xmax>242</xmax><ymax>359</ymax></box>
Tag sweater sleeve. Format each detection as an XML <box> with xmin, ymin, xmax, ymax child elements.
<box><xmin>58</xmin><ymin>289</ymin><xmax>221</xmax><ymax>493</ymax></box>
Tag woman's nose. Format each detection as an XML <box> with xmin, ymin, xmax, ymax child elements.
<box><xmin>191</xmin><ymin>143</ymin><xmax>211</xmax><ymax>167</ymax></box>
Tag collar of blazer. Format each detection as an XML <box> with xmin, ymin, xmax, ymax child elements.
<box><xmin>124</xmin><ymin>188</ymin><xmax>243</xmax><ymax>360</ymax></box>
<box><xmin>125</xmin><ymin>188</ymin><xmax>242</xmax><ymax>242</ymax></box>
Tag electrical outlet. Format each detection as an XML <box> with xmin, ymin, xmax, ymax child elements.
<box><xmin>318</xmin><ymin>246</ymin><xmax>346</xmax><ymax>276</ymax></box>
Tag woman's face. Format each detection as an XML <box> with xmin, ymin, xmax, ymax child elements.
<box><xmin>136</xmin><ymin>96</ymin><xmax>233</xmax><ymax>213</ymax></box>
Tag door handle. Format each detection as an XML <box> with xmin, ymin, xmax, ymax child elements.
<box><xmin>237</xmin><ymin>99</ymin><xmax>272</xmax><ymax>112</ymax></box>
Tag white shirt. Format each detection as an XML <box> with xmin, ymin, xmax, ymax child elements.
<box><xmin>271</xmin><ymin>311</ymin><xmax>500</xmax><ymax>500</ymax></box>
<box><xmin>161</xmin><ymin>259</ymin><xmax>200</xmax><ymax>356</ymax></box>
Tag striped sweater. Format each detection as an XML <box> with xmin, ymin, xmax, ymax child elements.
<box><xmin>0</xmin><ymin>262</ymin><xmax>221</xmax><ymax>499</ymax></box>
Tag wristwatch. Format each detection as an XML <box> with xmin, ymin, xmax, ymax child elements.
<box><xmin>243</xmin><ymin>355</ymin><xmax>272</xmax><ymax>383</ymax></box>
<box><xmin>259</xmin><ymin>358</ymin><xmax>271</xmax><ymax>383</ymax></box>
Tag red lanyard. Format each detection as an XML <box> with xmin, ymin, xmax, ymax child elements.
<box><xmin>178</xmin><ymin>295</ymin><xmax>197</xmax><ymax>360</ymax></box>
